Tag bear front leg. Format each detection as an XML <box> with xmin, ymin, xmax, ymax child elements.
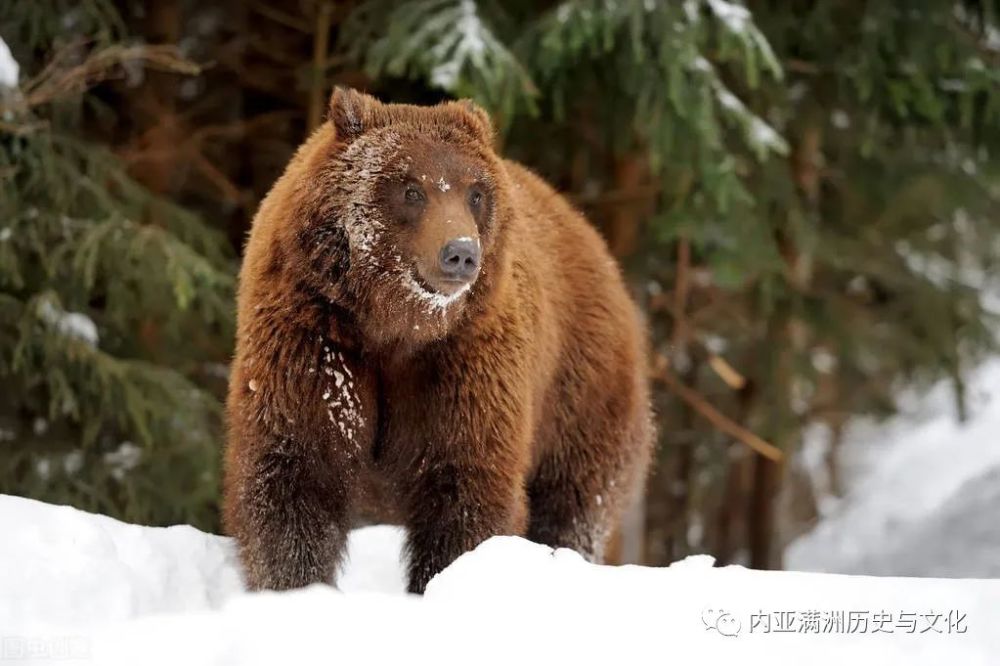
<box><xmin>228</xmin><ymin>433</ymin><xmax>354</xmax><ymax>590</ymax></box>
<box><xmin>526</xmin><ymin>419</ymin><xmax>649</xmax><ymax>564</ymax></box>
<box><xmin>223</xmin><ymin>335</ymin><xmax>375</xmax><ymax>591</ymax></box>
<box><xmin>526</xmin><ymin>456</ymin><xmax>615</xmax><ymax>563</ymax></box>
<box><xmin>404</xmin><ymin>459</ymin><xmax>528</xmax><ymax>594</ymax></box>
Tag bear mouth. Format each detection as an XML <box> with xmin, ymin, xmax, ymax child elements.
<box><xmin>410</xmin><ymin>270</ymin><xmax>438</xmax><ymax>293</ymax></box>
<box><xmin>403</xmin><ymin>267</ymin><xmax>472</xmax><ymax>308</ymax></box>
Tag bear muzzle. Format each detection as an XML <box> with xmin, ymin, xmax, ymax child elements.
<box><xmin>438</xmin><ymin>237</ymin><xmax>480</xmax><ymax>283</ymax></box>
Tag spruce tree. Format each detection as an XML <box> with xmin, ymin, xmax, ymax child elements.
<box><xmin>0</xmin><ymin>2</ymin><xmax>235</xmax><ymax>529</ymax></box>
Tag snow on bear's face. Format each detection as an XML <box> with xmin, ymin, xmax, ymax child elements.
<box><xmin>297</xmin><ymin>89</ymin><xmax>508</xmax><ymax>348</ymax></box>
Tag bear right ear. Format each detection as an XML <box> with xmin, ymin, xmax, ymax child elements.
<box><xmin>456</xmin><ymin>99</ymin><xmax>495</xmax><ymax>145</ymax></box>
<box><xmin>328</xmin><ymin>87</ymin><xmax>378</xmax><ymax>143</ymax></box>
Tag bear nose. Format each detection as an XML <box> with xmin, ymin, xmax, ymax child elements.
<box><xmin>438</xmin><ymin>238</ymin><xmax>480</xmax><ymax>280</ymax></box>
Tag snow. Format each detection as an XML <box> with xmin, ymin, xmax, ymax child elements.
<box><xmin>0</xmin><ymin>494</ymin><xmax>404</xmax><ymax>630</ymax></box>
<box><xmin>748</xmin><ymin>116</ymin><xmax>785</xmax><ymax>153</ymax></box>
<box><xmin>796</xmin><ymin>428</ymin><xmax>838</xmax><ymax>517</ymax></box>
<box><xmin>0</xmin><ymin>36</ymin><xmax>18</xmax><ymax>89</ymax></box>
<box><xmin>831</xmin><ymin>109</ymin><xmax>851</xmax><ymax>129</ymax></box>
<box><xmin>402</xmin><ymin>268</ymin><xmax>471</xmax><ymax>310</ymax></box>
<box><xmin>429</xmin><ymin>0</ymin><xmax>490</xmax><ymax>90</ymax></box>
<box><xmin>850</xmin><ymin>466</ymin><xmax>1000</xmax><ymax>578</ymax></box>
<box><xmin>706</xmin><ymin>0</ymin><xmax>752</xmax><ymax>35</ymax></box>
<box><xmin>0</xmin><ymin>495</ymin><xmax>242</xmax><ymax>628</ymax></box>
<box><xmin>38</xmin><ymin>300</ymin><xmax>99</xmax><ymax>347</ymax></box>
<box><xmin>319</xmin><ymin>346</ymin><xmax>365</xmax><ymax>443</ymax></box>
<box><xmin>335</xmin><ymin>133</ymin><xmax>397</xmax><ymax>268</ymax></box>
<box><xmin>3</xmin><ymin>494</ymin><xmax>1000</xmax><ymax>664</ymax></box>
<box><xmin>715</xmin><ymin>86</ymin><xmax>744</xmax><ymax>113</ymax></box>
<box><xmin>710</xmin><ymin>80</ymin><xmax>787</xmax><ymax>155</ymax></box>
<box><xmin>787</xmin><ymin>358</ymin><xmax>1000</xmax><ymax>577</ymax></box>
<box><xmin>102</xmin><ymin>442</ymin><xmax>143</xmax><ymax>481</ymax></box>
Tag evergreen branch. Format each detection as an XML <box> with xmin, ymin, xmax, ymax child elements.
<box><xmin>3</xmin><ymin>42</ymin><xmax>199</xmax><ymax>114</ymax></box>
<box><xmin>343</xmin><ymin>0</ymin><xmax>537</xmax><ymax>117</ymax></box>
<box><xmin>1</xmin><ymin>293</ymin><xmax>221</xmax><ymax>448</ymax></box>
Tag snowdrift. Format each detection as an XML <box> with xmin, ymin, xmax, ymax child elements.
<box><xmin>788</xmin><ymin>358</ymin><xmax>1000</xmax><ymax>576</ymax></box>
<box><xmin>2</xmin><ymin>494</ymin><xmax>998</xmax><ymax>665</ymax></box>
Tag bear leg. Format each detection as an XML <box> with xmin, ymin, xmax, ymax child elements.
<box><xmin>224</xmin><ymin>333</ymin><xmax>375</xmax><ymax>592</ymax></box>
<box><xmin>403</xmin><ymin>460</ymin><xmax>528</xmax><ymax>593</ymax></box>
<box><xmin>526</xmin><ymin>429</ymin><xmax>650</xmax><ymax>564</ymax></box>
<box><xmin>227</xmin><ymin>433</ymin><xmax>356</xmax><ymax>591</ymax></box>
<box><xmin>525</xmin><ymin>457</ymin><xmax>617</xmax><ymax>563</ymax></box>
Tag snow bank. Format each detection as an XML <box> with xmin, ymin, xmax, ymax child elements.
<box><xmin>788</xmin><ymin>358</ymin><xmax>1000</xmax><ymax>576</ymax></box>
<box><xmin>0</xmin><ymin>495</ymin><xmax>404</xmax><ymax>630</ymax></box>
<box><xmin>2</xmin><ymin>495</ymin><xmax>999</xmax><ymax>664</ymax></box>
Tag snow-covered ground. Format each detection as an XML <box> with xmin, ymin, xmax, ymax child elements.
<box><xmin>2</xmin><ymin>494</ymin><xmax>999</xmax><ymax>665</ymax></box>
<box><xmin>787</xmin><ymin>358</ymin><xmax>1000</xmax><ymax>576</ymax></box>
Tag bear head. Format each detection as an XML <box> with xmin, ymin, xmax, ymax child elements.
<box><xmin>289</xmin><ymin>88</ymin><xmax>512</xmax><ymax>349</ymax></box>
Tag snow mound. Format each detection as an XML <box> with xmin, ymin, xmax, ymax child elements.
<box><xmin>788</xmin><ymin>358</ymin><xmax>1000</xmax><ymax>575</ymax></box>
<box><xmin>849</xmin><ymin>465</ymin><xmax>1000</xmax><ymax>578</ymax></box>
<box><xmin>0</xmin><ymin>495</ymin><xmax>242</xmax><ymax>627</ymax></box>
<box><xmin>3</xmin><ymin>494</ymin><xmax>1000</xmax><ymax>665</ymax></box>
<box><xmin>0</xmin><ymin>495</ymin><xmax>405</xmax><ymax>630</ymax></box>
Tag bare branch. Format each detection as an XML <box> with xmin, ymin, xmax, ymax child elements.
<box><xmin>6</xmin><ymin>43</ymin><xmax>198</xmax><ymax>115</ymax></box>
<box><xmin>654</xmin><ymin>361</ymin><xmax>784</xmax><ymax>462</ymax></box>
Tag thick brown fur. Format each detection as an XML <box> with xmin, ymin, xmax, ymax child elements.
<box><xmin>223</xmin><ymin>88</ymin><xmax>654</xmax><ymax>594</ymax></box>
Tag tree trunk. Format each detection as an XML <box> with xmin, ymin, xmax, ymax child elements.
<box><xmin>306</xmin><ymin>3</ymin><xmax>334</xmax><ymax>133</ymax></box>
<box><xmin>130</xmin><ymin>0</ymin><xmax>182</xmax><ymax>200</ymax></box>
<box><xmin>605</xmin><ymin>154</ymin><xmax>646</xmax><ymax>257</ymax></box>
<box><xmin>748</xmin><ymin>453</ymin><xmax>782</xmax><ymax>569</ymax></box>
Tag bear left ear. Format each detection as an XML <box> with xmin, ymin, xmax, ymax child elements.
<box><xmin>328</xmin><ymin>87</ymin><xmax>379</xmax><ymax>143</ymax></box>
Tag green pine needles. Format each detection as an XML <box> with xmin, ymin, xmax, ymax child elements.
<box><xmin>0</xmin><ymin>3</ymin><xmax>234</xmax><ymax>529</ymax></box>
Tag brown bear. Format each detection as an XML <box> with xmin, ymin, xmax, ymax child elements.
<box><xmin>223</xmin><ymin>88</ymin><xmax>653</xmax><ymax>594</ymax></box>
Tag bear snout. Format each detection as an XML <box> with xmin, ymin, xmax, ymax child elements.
<box><xmin>438</xmin><ymin>237</ymin><xmax>480</xmax><ymax>282</ymax></box>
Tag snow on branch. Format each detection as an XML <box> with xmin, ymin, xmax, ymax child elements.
<box><xmin>345</xmin><ymin>0</ymin><xmax>535</xmax><ymax>115</ymax></box>
<box><xmin>38</xmin><ymin>298</ymin><xmax>99</xmax><ymax>348</ymax></box>
<box><xmin>0</xmin><ymin>42</ymin><xmax>198</xmax><ymax>116</ymax></box>
<box><xmin>429</xmin><ymin>0</ymin><xmax>490</xmax><ymax>89</ymax></box>
<box><xmin>0</xmin><ymin>35</ymin><xmax>19</xmax><ymax>89</ymax></box>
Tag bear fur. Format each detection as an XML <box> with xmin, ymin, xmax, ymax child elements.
<box><xmin>223</xmin><ymin>88</ymin><xmax>654</xmax><ymax>594</ymax></box>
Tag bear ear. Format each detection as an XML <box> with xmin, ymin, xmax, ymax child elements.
<box><xmin>328</xmin><ymin>87</ymin><xmax>379</xmax><ymax>143</ymax></box>
<box><xmin>455</xmin><ymin>99</ymin><xmax>495</xmax><ymax>145</ymax></box>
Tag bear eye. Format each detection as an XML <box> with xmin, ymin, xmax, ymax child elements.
<box><xmin>404</xmin><ymin>186</ymin><xmax>424</xmax><ymax>203</ymax></box>
<box><xmin>468</xmin><ymin>188</ymin><xmax>483</xmax><ymax>209</ymax></box>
